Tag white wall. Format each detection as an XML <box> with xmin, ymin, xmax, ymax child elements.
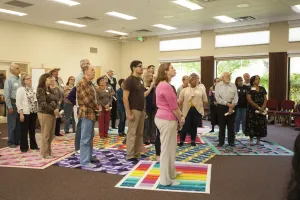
<box><xmin>0</xmin><ymin>20</ymin><xmax>121</xmax><ymax>82</ymax></box>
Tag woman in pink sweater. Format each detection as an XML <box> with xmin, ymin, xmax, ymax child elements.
<box><xmin>155</xmin><ymin>63</ymin><xmax>185</xmax><ymax>186</ymax></box>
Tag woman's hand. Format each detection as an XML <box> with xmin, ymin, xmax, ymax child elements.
<box><xmin>20</xmin><ymin>113</ymin><xmax>24</xmax><ymax>122</ymax></box>
<box><xmin>180</xmin><ymin>116</ymin><xmax>185</xmax><ymax>127</ymax></box>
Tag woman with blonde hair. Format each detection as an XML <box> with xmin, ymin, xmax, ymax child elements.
<box><xmin>155</xmin><ymin>63</ymin><xmax>184</xmax><ymax>186</ymax></box>
<box><xmin>16</xmin><ymin>73</ymin><xmax>39</xmax><ymax>152</ymax></box>
<box><xmin>178</xmin><ymin>73</ymin><xmax>208</xmax><ymax>146</ymax></box>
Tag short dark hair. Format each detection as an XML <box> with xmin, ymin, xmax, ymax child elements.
<box><xmin>235</xmin><ymin>76</ymin><xmax>243</xmax><ymax>86</ymax></box>
<box><xmin>130</xmin><ymin>60</ymin><xmax>142</xmax><ymax>72</ymax></box>
<box><xmin>96</xmin><ymin>75</ymin><xmax>106</xmax><ymax>85</ymax></box>
<box><xmin>250</xmin><ymin>75</ymin><xmax>259</xmax><ymax>86</ymax></box>
<box><xmin>118</xmin><ymin>78</ymin><xmax>125</xmax><ymax>87</ymax></box>
<box><xmin>147</xmin><ymin>65</ymin><xmax>155</xmax><ymax>69</ymax></box>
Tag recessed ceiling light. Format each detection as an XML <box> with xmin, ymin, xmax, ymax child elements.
<box><xmin>0</xmin><ymin>8</ymin><xmax>27</xmax><ymax>16</ymax></box>
<box><xmin>106</xmin><ymin>11</ymin><xmax>137</xmax><ymax>20</ymax></box>
<box><xmin>152</xmin><ymin>24</ymin><xmax>177</xmax><ymax>30</ymax></box>
<box><xmin>172</xmin><ymin>0</ymin><xmax>203</xmax><ymax>10</ymax></box>
<box><xmin>214</xmin><ymin>15</ymin><xmax>237</xmax><ymax>23</ymax></box>
<box><xmin>56</xmin><ymin>21</ymin><xmax>86</xmax><ymax>27</ymax></box>
<box><xmin>52</xmin><ymin>0</ymin><xmax>80</xmax><ymax>6</ymax></box>
<box><xmin>105</xmin><ymin>30</ymin><xmax>128</xmax><ymax>36</ymax></box>
<box><xmin>164</xmin><ymin>15</ymin><xmax>174</xmax><ymax>19</ymax></box>
<box><xmin>237</xmin><ymin>4</ymin><xmax>249</xmax><ymax>8</ymax></box>
<box><xmin>292</xmin><ymin>5</ymin><xmax>300</xmax><ymax>13</ymax></box>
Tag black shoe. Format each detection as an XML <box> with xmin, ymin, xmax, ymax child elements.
<box><xmin>9</xmin><ymin>145</ymin><xmax>17</xmax><ymax>148</ymax></box>
<box><xmin>112</xmin><ymin>127</ymin><xmax>118</xmax><ymax>129</ymax></box>
<box><xmin>55</xmin><ymin>134</ymin><xmax>64</xmax><ymax>137</ymax></box>
<box><xmin>118</xmin><ymin>133</ymin><xmax>126</xmax><ymax>137</ymax></box>
<box><xmin>150</xmin><ymin>141</ymin><xmax>155</xmax><ymax>145</ymax></box>
<box><xmin>209</xmin><ymin>130</ymin><xmax>214</xmax><ymax>133</ymax></box>
<box><xmin>144</xmin><ymin>142</ymin><xmax>150</xmax><ymax>145</ymax></box>
<box><xmin>31</xmin><ymin>147</ymin><xmax>40</xmax><ymax>150</ymax></box>
<box><xmin>178</xmin><ymin>142</ymin><xmax>184</xmax><ymax>147</ymax></box>
<box><xmin>229</xmin><ymin>143</ymin><xmax>236</xmax><ymax>147</ymax></box>
<box><xmin>127</xmin><ymin>158</ymin><xmax>138</xmax><ymax>162</ymax></box>
<box><xmin>217</xmin><ymin>144</ymin><xmax>224</xmax><ymax>147</ymax></box>
<box><xmin>191</xmin><ymin>142</ymin><xmax>196</xmax><ymax>146</ymax></box>
<box><xmin>21</xmin><ymin>149</ymin><xmax>28</xmax><ymax>153</ymax></box>
<box><xmin>65</xmin><ymin>132</ymin><xmax>70</xmax><ymax>134</ymax></box>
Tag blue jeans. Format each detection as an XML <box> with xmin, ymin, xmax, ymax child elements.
<box><xmin>80</xmin><ymin>118</ymin><xmax>94</xmax><ymax>165</ymax></box>
<box><xmin>235</xmin><ymin>107</ymin><xmax>246</xmax><ymax>133</ymax></box>
<box><xmin>7</xmin><ymin>104</ymin><xmax>20</xmax><ymax>146</ymax></box>
<box><xmin>75</xmin><ymin>118</ymin><xmax>82</xmax><ymax>151</ymax></box>
<box><xmin>64</xmin><ymin>102</ymin><xmax>75</xmax><ymax>133</ymax></box>
<box><xmin>118</xmin><ymin>111</ymin><xmax>126</xmax><ymax>134</ymax></box>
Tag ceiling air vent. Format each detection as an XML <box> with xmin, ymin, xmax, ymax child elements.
<box><xmin>77</xmin><ymin>16</ymin><xmax>98</xmax><ymax>22</ymax></box>
<box><xmin>90</xmin><ymin>47</ymin><xmax>98</xmax><ymax>54</ymax></box>
<box><xmin>235</xmin><ymin>16</ymin><xmax>256</xmax><ymax>22</ymax></box>
<box><xmin>5</xmin><ymin>0</ymin><xmax>33</xmax><ymax>8</ymax></box>
<box><xmin>135</xmin><ymin>29</ymin><xmax>152</xmax><ymax>33</ymax></box>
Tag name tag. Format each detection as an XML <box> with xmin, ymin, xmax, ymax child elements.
<box><xmin>251</xmin><ymin>87</ymin><xmax>256</xmax><ymax>91</ymax></box>
<box><xmin>140</xmin><ymin>80</ymin><xmax>144</xmax><ymax>84</ymax></box>
<box><xmin>46</xmin><ymin>92</ymin><xmax>50</xmax><ymax>95</ymax></box>
<box><xmin>110</xmin><ymin>80</ymin><xmax>114</xmax><ymax>84</ymax></box>
<box><xmin>14</xmin><ymin>82</ymin><xmax>19</xmax><ymax>87</ymax></box>
<box><xmin>238</xmin><ymin>89</ymin><xmax>240</xmax><ymax>92</ymax></box>
<box><xmin>106</xmin><ymin>90</ymin><xmax>109</xmax><ymax>92</ymax></box>
<box><xmin>212</xmin><ymin>91</ymin><xmax>215</xmax><ymax>94</ymax></box>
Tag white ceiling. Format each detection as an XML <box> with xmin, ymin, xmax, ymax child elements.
<box><xmin>0</xmin><ymin>0</ymin><xmax>300</xmax><ymax>39</ymax></box>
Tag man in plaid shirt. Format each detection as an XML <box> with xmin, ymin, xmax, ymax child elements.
<box><xmin>77</xmin><ymin>64</ymin><xmax>100</xmax><ymax>167</ymax></box>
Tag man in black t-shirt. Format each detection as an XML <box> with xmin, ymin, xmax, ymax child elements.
<box><xmin>123</xmin><ymin>60</ymin><xmax>145</xmax><ymax>161</ymax></box>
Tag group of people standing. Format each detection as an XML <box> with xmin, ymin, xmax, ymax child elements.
<box><xmin>2</xmin><ymin>59</ymin><xmax>268</xmax><ymax>187</ymax></box>
<box><xmin>209</xmin><ymin>72</ymin><xmax>268</xmax><ymax>146</ymax></box>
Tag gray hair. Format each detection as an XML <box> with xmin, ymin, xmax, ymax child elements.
<box><xmin>80</xmin><ymin>59</ymin><xmax>90</xmax><ymax>68</ymax></box>
<box><xmin>220</xmin><ymin>72</ymin><xmax>231</xmax><ymax>81</ymax></box>
<box><xmin>20</xmin><ymin>73</ymin><xmax>29</xmax><ymax>87</ymax></box>
<box><xmin>10</xmin><ymin>63</ymin><xmax>18</xmax><ymax>73</ymax></box>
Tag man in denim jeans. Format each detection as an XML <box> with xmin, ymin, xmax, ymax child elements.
<box><xmin>77</xmin><ymin>64</ymin><xmax>100</xmax><ymax>168</ymax></box>
<box><xmin>74</xmin><ymin>59</ymin><xmax>90</xmax><ymax>154</ymax></box>
<box><xmin>4</xmin><ymin>63</ymin><xmax>21</xmax><ymax>148</ymax></box>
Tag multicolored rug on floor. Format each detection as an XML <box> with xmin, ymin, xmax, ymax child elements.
<box><xmin>93</xmin><ymin>135</ymin><xmax>125</xmax><ymax>149</ymax></box>
<box><xmin>115</xmin><ymin>160</ymin><xmax>212</xmax><ymax>194</ymax></box>
<box><xmin>55</xmin><ymin>149</ymin><xmax>143</xmax><ymax>175</ymax></box>
<box><xmin>202</xmin><ymin>136</ymin><xmax>294</xmax><ymax>156</ymax></box>
<box><xmin>0</xmin><ymin>144</ymin><xmax>74</xmax><ymax>169</ymax></box>
<box><xmin>143</xmin><ymin>143</ymin><xmax>216</xmax><ymax>163</ymax></box>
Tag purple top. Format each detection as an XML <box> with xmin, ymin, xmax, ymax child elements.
<box><xmin>155</xmin><ymin>82</ymin><xmax>178</xmax><ymax>121</ymax></box>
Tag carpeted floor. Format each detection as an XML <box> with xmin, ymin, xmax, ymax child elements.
<box><xmin>0</xmin><ymin>121</ymin><xmax>298</xmax><ymax>200</ymax></box>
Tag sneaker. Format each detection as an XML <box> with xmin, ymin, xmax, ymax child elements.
<box><xmin>172</xmin><ymin>171</ymin><xmax>183</xmax><ymax>179</ymax></box>
<box><xmin>90</xmin><ymin>156</ymin><xmax>99</xmax><ymax>162</ymax></box>
<box><xmin>83</xmin><ymin>163</ymin><xmax>96</xmax><ymax>168</ymax></box>
<box><xmin>171</xmin><ymin>180</ymin><xmax>180</xmax><ymax>186</ymax></box>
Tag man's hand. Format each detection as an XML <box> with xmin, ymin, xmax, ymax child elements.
<box><xmin>8</xmin><ymin>108</ymin><xmax>14</xmax><ymax>115</ymax></box>
<box><xmin>20</xmin><ymin>113</ymin><xmax>24</xmax><ymax>122</ymax></box>
<box><xmin>127</xmin><ymin>113</ymin><xmax>135</xmax><ymax>121</ymax></box>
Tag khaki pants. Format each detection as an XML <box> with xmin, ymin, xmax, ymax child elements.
<box><xmin>155</xmin><ymin>118</ymin><xmax>177</xmax><ymax>185</ymax></box>
<box><xmin>126</xmin><ymin>110</ymin><xmax>145</xmax><ymax>159</ymax></box>
<box><xmin>38</xmin><ymin>113</ymin><xmax>56</xmax><ymax>157</ymax></box>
